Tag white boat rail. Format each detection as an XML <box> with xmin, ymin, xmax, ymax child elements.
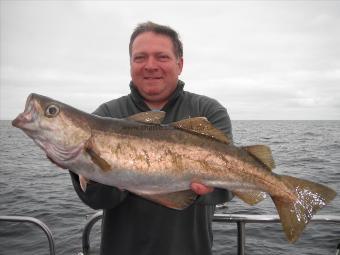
<box><xmin>0</xmin><ymin>215</ymin><xmax>55</xmax><ymax>255</ymax></box>
<box><xmin>1</xmin><ymin>213</ymin><xmax>339</xmax><ymax>255</ymax></box>
<box><xmin>213</xmin><ymin>213</ymin><xmax>340</xmax><ymax>255</ymax></box>
<box><xmin>82</xmin><ymin>212</ymin><xmax>340</xmax><ymax>255</ymax></box>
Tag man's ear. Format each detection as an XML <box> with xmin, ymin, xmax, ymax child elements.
<box><xmin>177</xmin><ymin>57</ymin><xmax>184</xmax><ymax>75</ymax></box>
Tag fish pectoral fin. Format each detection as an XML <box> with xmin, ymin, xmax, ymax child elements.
<box><xmin>84</xmin><ymin>137</ymin><xmax>111</xmax><ymax>172</ymax></box>
<box><xmin>127</xmin><ymin>111</ymin><xmax>166</xmax><ymax>124</ymax></box>
<box><xmin>233</xmin><ymin>190</ymin><xmax>267</xmax><ymax>205</ymax></box>
<box><xmin>242</xmin><ymin>145</ymin><xmax>275</xmax><ymax>170</ymax></box>
<box><xmin>138</xmin><ymin>190</ymin><xmax>198</xmax><ymax>210</ymax></box>
<box><xmin>272</xmin><ymin>175</ymin><xmax>336</xmax><ymax>243</ymax></box>
<box><xmin>171</xmin><ymin>117</ymin><xmax>231</xmax><ymax>145</ymax></box>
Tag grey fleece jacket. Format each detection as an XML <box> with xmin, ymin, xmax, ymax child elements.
<box><xmin>70</xmin><ymin>80</ymin><xmax>233</xmax><ymax>255</ymax></box>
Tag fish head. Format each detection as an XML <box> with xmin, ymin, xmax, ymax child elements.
<box><xmin>12</xmin><ymin>93</ymin><xmax>91</xmax><ymax>167</ymax></box>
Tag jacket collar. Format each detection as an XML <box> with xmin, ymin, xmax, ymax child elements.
<box><xmin>129</xmin><ymin>80</ymin><xmax>185</xmax><ymax>111</ymax></box>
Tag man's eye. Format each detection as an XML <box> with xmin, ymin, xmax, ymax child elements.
<box><xmin>158</xmin><ymin>55</ymin><xmax>169</xmax><ymax>61</ymax></box>
<box><xmin>133</xmin><ymin>56</ymin><xmax>145</xmax><ymax>62</ymax></box>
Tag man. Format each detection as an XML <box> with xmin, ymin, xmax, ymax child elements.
<box><xmin>70</xmin><ymin>21</ymin><xmax>233</xmax><ymax>255</ymax></box>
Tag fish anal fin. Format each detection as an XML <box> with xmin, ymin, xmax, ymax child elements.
<box><xmin>138</xmin><ymin>190</ymin><xmax>198</xmax><ymax>210</ymax></box>
<box><xmin>171</xmin><ymin>117</ymin><xmax>231</xmax><ymax>145</ymax></box>
<box><xmin>233</xmin><ymin>189</ymin><xmax>267</xmax><ymax>205</ymax></box>
<box><xmin>127</xmin><ymin>111</ymin><xmax>166</xmax><ymax>124</ymax></box>
<box><xmin>242</xmin><ymin>145</ymin><xmax>275</xmax><ymax>170</ymax></box>
<box><xmin>272</xmin><ymin>175</ymin><xmax>336</xmax><ymax>243</ymax></box>
<box><xmin>85</xmin><ymin>137</ymin><xmax>111</xmax><ymax>172</ymax></box>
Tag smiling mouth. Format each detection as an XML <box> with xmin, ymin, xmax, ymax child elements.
<box><xmin>144</xmin><ymin>77</ymin><xmax>162</xmax><ymax>80</ymax></box>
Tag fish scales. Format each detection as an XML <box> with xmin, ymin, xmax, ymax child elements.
<box><xmin>12</xmin><ymin>93</ymin><xmax>336</xmax><ymax>243</ymax></box>
<box><xmin>75</xmin><ymin>121</ymin><xmax>298</xmax><ymax>202</ymax></box>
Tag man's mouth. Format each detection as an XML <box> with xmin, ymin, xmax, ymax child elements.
<box><xmin>144</xmin><ymin>77</ymin><xmax>162</xmax><ymax>80</ymax></box>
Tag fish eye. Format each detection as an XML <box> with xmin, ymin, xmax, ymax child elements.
<box><xmin>45</xmin><ymin>104</ymin><xmax>60</xmax><ymax>118</ymax></box>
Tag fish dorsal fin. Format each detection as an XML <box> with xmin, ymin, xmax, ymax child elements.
<box><xmin>171</xmin><ymin>117</ymin><xmax>231</xmax><ymax>144</ymax></box>
<box><xmin>127</xmin><ymin>111</ymin><xmax>165</xmax><ymax>124</ymax></box>
<box><xmin>137</xmin><ymin>190</ymin><xmax>198</xmax><ymax>210</ymax></box>
<box><xmin>242</xmin><ymin>145</ymin><xmax>275</xmax><ymax>170</ymax></box>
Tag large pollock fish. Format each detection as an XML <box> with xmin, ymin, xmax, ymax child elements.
<box><xmin>12</xmin><ymin>93</ymin><xmax>336</xmax><ymax>243</ymax></box>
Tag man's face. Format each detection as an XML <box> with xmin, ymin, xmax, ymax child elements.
<box><xmin>130</xmin><ymin>32</ymin><xmax>183</xmax><ymax>108</ymax></box>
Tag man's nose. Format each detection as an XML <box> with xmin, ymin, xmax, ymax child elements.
<box><xmin>144</xmin><ymin>57</ymin><xmax>158</xmax><ymax>71</ymax></box>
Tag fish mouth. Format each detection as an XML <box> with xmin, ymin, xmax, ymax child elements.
<box><xmin>12</xmin><ymin>93</ymin><xmax>86</xmax><ymax>169</ymax></box>
<box><xmin>12</xmin><ymin>112</ymin><xmax>34</xmax><ymax>129</ymax></box>
<box><xmin>12</xmin><ymin>94</ymin><xmax>37</xmax><ymax>131</ymax></box>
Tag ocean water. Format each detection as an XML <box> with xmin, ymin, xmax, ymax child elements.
<box><xmin>0</xmin><ymin>120</ymin><xmax>339</xmax><ymax>255</ymax></box>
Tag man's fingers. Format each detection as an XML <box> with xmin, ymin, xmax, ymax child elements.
<box><xmin>190</xmin><ymin>182</ymin><xmax>214</xmax><ymax>195</ymax></box>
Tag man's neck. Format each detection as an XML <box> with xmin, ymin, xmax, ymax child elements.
<box><xmin>144</xmin><ymin>100</ymin><xmax>168</xmax><ymax>110</ymax></box>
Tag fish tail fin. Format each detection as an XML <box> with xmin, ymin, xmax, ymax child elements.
<box><xmin>271</xmin><ymin>175</ymin><xmax>336</xmax><ymax>243</ymax></box>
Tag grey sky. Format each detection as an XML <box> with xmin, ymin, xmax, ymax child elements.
<box><xmin>1</xmin><ymin>0</ymin><xmax>340</xmax><ymax>120</ymax></box>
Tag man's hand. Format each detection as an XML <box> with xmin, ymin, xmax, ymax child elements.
<box><xmin>190</xmin><ymin>182</ymin><xmax>214</xmax><ymax>195</ymax></box>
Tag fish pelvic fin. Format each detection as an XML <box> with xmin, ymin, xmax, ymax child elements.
<box><xmin>79</xmin><ymin>174</ymin><xmax>89</xmax><ymax>192</ymax></box>
<box><xmin>242</xmin><ymin>145</ymin><xmax>275</xmax><ymax>170</ymax></box>
<box><xmin>233</xmin><ymin>190</ymin><xmax>267</xmax><ymax>205</ymax></box>
<box><xmin>138</xmin><ymin>190</ymin><xmax>198</xmax><ymax>210</ymax></box>
<box><xmin>84</xmin><ymin>137</ymin><xmax>111</xmax><ymax>172</ymax></box>
<box><xmin>272</xmin><ymin>175</ymin><xmax>336</xmax><ymax>243</ymax></box>
<box><xmin>171</xmin><ymin>117</ymin><xmax>231</xmax><ymax>145</ymax></box>
<box><xmin>127</xmin><ymin>111</ymin><xmax>165</xmax><ymax>124</ymax></box>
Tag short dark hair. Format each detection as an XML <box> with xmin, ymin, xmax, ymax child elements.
<box><xmin>129</xmin><ymin>21</ymin><xmax>183</xmax><ymax>59</ymax></box>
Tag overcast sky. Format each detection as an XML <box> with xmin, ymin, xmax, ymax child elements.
<box><xmin>1</xmin><ymin>0</ymin><xmax>340</xmax><ymax>120</ymax></box>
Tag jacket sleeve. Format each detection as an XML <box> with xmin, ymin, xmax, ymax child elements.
<box><xmin>69</xmin><ymin>103</ymin><xmax>128</xmax><ymax>210</ymax></box>
<box><xmin>196</xmin><ymin>97</ymin><xmax>234</xmax><ymax>205</ymax></box>
<box><xmin>70</xmin><ymin>172</ymin><xmax>128</xmax><ymax>210</ymax></box>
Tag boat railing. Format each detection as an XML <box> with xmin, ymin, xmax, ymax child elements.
<box><xmin>82</xmin><ymin>212</ymin><xmax>340</xmax><ymax>255</ymax></box>
<box><xmin>0</xmin><ymin>215</ymin><xmax>55</xmax><ymax>255</ymax></box>
<box><xmin>213</xmin><ymin>213</ymin><xmax>340</xmax><ymax>255</ymax></box>
<box><xmin>1</xmin><ymin>213</ymin><xmax>339</xmax><ymax>255</ymax></box>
